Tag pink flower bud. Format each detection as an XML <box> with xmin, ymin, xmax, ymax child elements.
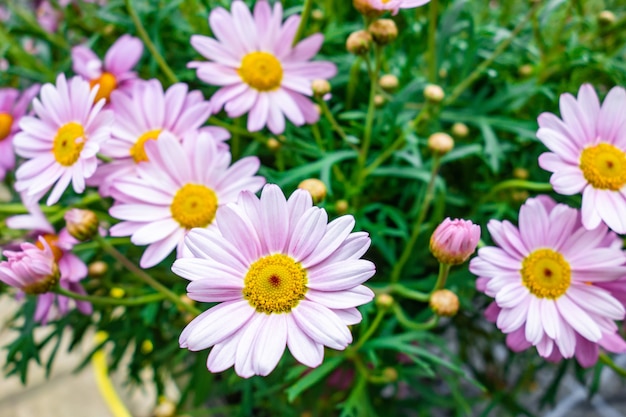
<box><xmin>0</xmin><ymin>237</ymin><xmax>60</xmax><ymax>294</ymax></box>
<box><xmin>430</xmin><ymin>218</ymin><xmax>481</xmax><ymax>265</ymax></box>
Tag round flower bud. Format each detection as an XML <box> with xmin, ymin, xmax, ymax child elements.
<box><xmin>368</xmin><ymin>19</ymin><xmax>398</xmax><ymax>45</ymax></box>
<box><xmin>379</xmin><ymin>74</ymin><xmax>399</xmax><ymax>92</ymax></box>
<box><xmin>511</xmin><ymin>190</ymin><xmax>529</xmax><ymax>203</ymax></box>
<box><xmin>374</xmin><ymin>94</ymin><xmax>386</xmax><ymax>107</ymax></box>
<box><xmin>382</xmin><ymin>367</ymin><xmax>399</xmax><ymax>382</ymax></box>
<box><xmin>0</xmin><ymin>238</ymin><xmax>60</xmax><ymax>295</ymax></box>
<box><xmin>141</xmin><ymin>339</ymin><xmax>154</xmax><ymax>354</ymax></box>
<box><xmin>424</xmin><ymin>84</ymin><xmax>445</xmax><ymax>103</ymax></box>
<box><xmin>427</xmin><ymin>132</ymin><xmax>454</xmax><ymax>155</ymax></box>
<box><xmin>430</xmin><ymin>218</ymin><xmax>481</xmax><ymax>265</ymax></box>
<box><xmin>518</xmin><ymin>64</ymin><xmax>533</xmax><ymax>78</ymax></box>
<box><xmin>311</xmin><ymin>9</ymin><xmax>324</xmax><ymax>21</ymax></box>
<box><xmin>88</xmin><ymin>260</ymin><xmax>108</xmax><ymax>277</ymax></box>
<box><xmin>335</xmin><ymin>199</ymin><xmax>349</xmax><ymax>214</ymax></box>
<box><xmin>451</xmin><ymin>122</ymin><xmax>469</xmax><ymax>138</ymax></box>
<box><xmin>153</xmin><ymin>398</ymin><xmax>176</xmax><ymax>417</ymax></box>
<box><xmin>312</xmin><ymin>79</ymin><xmax>331</xmax><ymax>98</ymax></box>
<box><xmin>375</xmin><ymin>293</ymin><xmax>394</xmax><ymax>309</ymax></box>
<box><xmin>110</xmin><ymin>287</ymin><xmax>125</xmax><ymax>298</ymax></box>
<box><xmin>298</xmin><ymin>178</ymin><xmax>327</xmax><ymax>204</ymax></box>
<box><xmin>346</xmin><ymin>30</ymin><xmax>372</xmax><ymax>55</ymax></box>
<box><xmin>512</xmin><ymin>167</ymin><xmax>530</xmax><ymax>180</ymax></box>
<box><xmin>64</xmin><ymin>209</ymin><xmax>99</xmax><ymax>241</ymax></box>
<box><xmin>266</xmin><ymin>138</ymin><xmax>281</xmax><ymax>152</ymax></box>
<box><xmin>598</xmin><ymin>10</ymin><xmax>616</xmax><ymax>25</ymax></box>
<box><xmin>429</xmin><ymin>289</ymin><xmax>459</xmax><ymax>317</ymax></box>
<box><xmin>353</xmin><ymin>0</ymin><xmax>383</xmax><ymax>17</ymax></box>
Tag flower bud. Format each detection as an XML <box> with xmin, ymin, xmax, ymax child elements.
<box><xmin>88</xmin><ymin>260</ymin><xmax>108</xmax><ymax>277</ymax></box>
<box><xmin>368</xmin><ymin>19</ymin><xmax>398</xmax><ymax>45</ymax></box>
<box><xmin>374</xmin><ymin>94</ymin><xmax>386</xmax><ymax>107</ymax></box>
<box><xmin>353</xmin><ymin>0</ymin><xmax>383</xmax><ymax>17</ymax></box>
<box><xmin>430</xmin><ymin>218</ymin><xmax>481</xmax><ymax>265</ymax></box>
<box><xmin>311</xmin><ymin>79</ymin><xmax>331</xmax><ymax>98</ymax></box>
<box><xmin>518</xmin><ymin>64</ymin><xmax>533</xmax><ymax>78</ymax></box>
<box><xmin>424</xmin><ymin>84</ymin><xmax>445</xmax><ymax>103</ymax></box>
<box><xmin>598</xmin><ymin>10</ymin><xmax>616</xmax><ymax>25</ymax></box>
<box><xmin>0</xmin><ymin>237</ymin><xmax>60</xmax><ymax>294</ymax></box>
<box><xmin>110</xmin><ymin>287</ymin><xmax>125</xmax><ymax>298</ymax></box>
<box><xmin>311</xmin><ymin>9</ymin><xmax>324</xmax><ymax>21</ymax></box>
<box><xmin>141</xmin><ymin>339</ymin><xmax>154</xmax><ymax>354</ymax></box>
<box><xmin>153</xmin><ymin>397</ymin><xmax>176</xmax><ymax>417</ymax></box>
<box><xmin>382</xmin><ymin>367</ymin><xmax>399</xmax><ymax>382</ymax></box>
<box><xmin>427</xmin><ymin>132</ymin><xmax>454</xmax><ymax>155</ymax></box>
<box><xmin>451</xmin><ymin>122</ymin><xmax>469</xmax><ymax>138</ymax></box>
<box><xmin>64</xmin><ymin>209</ymin><xmax>99</xmax><ymax>241</ymax></box>
<box><xmin>379</xmin><ymin>74</ymin><xmax>399</xmax><ymax>92</ymax></box>
<box><xmin>346</xmin><ymin>30</ymin><xmax>372</xmax><ymax>55</ymax></box>
<box><xmin>429</xmin><ymin>289</ymin><xmax>459</xmax><ymax>317</ymax></box>
<box><xmin>335</xmin><ymin>199</ymin><xmax>349</xmax><ymax>214</ymax></box>
<box><xmin>266</xmin><ymin>137</ymin><xmax>281</xmax><ymax>152</ymax></box>
<box><xmin>375</xmin><ymin>293</ymin><xmax>394</xmax><ymax>309</ymax></box>
<box><xmin>298</xmin><ymin>178</ymin><xmax>327</xmax><ymax>204</ymax></box>
<box><xmin>512</xmin><ymin>167</ymin><xmax>530</xmax><ymax>180</ymax></box>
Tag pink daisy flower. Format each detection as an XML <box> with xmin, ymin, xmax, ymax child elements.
<box><xmin>91</xmin><ymin>79</ymin><xmax>213</xmax><ymax>196</ymax></box>
<box><xmin>0</xmin><ymin>84</ymin><xmax>40</xmax><ymax>180</ymax></box>
<box><xmin>470</xmin><ymin>196</ymin><xmax>626</xmax><ymax>366</ymax></box>
<box><xmin>109</xmin><ymin>133</ymin><xmax>265</xmax><ymax>268</ymax></box>
<box><xmin>72</xmin><ymin>34</ymin><xmax>143</xmax><ymax>103</ymax></box>
<box><xmin>537</xmin><ymin>84</ymin><xmax>626</xmax><ymax>233</ymax></box>
<box><xmin>13</xmin><ymin>74</ymin><xmax>113</xmax><ymax>205</ymax></box>
<box><xmin>355</xmin><ymin>0</ymin><xmax>431</xmax><ymax>15</ymax></box>
<box><xmin>0</xmin><ymin>237</ymin><xmax>59</xmax><ymax>295</ymax></box>
<box><xmin>6</xmin><ymin>199</ymin><xmax>92</xmax><ymax>324</ymax></box>
<box><xmin>189</xmin><ymin>0</ymin><xmax>337</xmax><ymax>134</ymax></box>
<box><xmin>173</xmin><ymin>184</ymin><xmax>376</xmax><ymax>378</ymax></box>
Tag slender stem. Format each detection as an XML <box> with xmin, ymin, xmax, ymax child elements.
<box><xmin>599</xmin><ymin>353</ymin><xmax>626</xmax><ymax>378</ymax></box>
<box><xmin>318</xmin><ymin>99</ymin><xmax>355</xmax><ymax>150</ymax></box>
<box><xmin>0</xmin><ymin>204</ymin><xmax>58</xmax><ymax>214</ymax></box>
<box><xmin>311</xmin><ymin>123</ymin><xmax>325</xmax><ymax>151</ymax></box>
<box><xmin>482</xmin><ymin>179</ymin><xmax>552</xmax><ymax>201</ymax></box>
<box><xmin>432</xmin><ymin>263</ymin><xmax>452</xmax><ymax>292</ymax></box>
<box><xmin>427</xmin><ymin>0</ymin><xmax>439</xmax><ymax>82</ymax></box>
<box><xmin>361</xmin><ymin>132</ymin><xmax>406</xmax><ymax>178</ymax></box>
<box><xmin>96</xmin><ymin>236</ymin><xmax>200</xmax><ymax>315</ymax></box>
<box><xmin>390</xmin><ymin>156</ymin><xmax>442</xmax><ymax>284</ymax></box>
<box><xmin>358</xmin><ymin>46</ymin><xmax>381</xmax><ymax>173</ymax></box>
<box><xmin>55</xmin><ymin>286</ymin><xmax>166</xmax><ymax>307</ymax></box>
<box><xmin>125</xmin><ymin>0</ymin><xmax>179</xmax><ymax>84</ymax></box>
<box><xmin>393</xmin><ymin>304</ymin><xmax>439</xmax><ymax>331</ymax></box>
<box><xmin>293</xmin><ymin>0</ymin><xmax>314</xmax><ymax>45</ymax></box>
<box><xmin>390</xmin><ymin>283</ymin><xmax>430</xmax><ymax>302</ymax></box>
<box><xmin>443</xmin><ymin>2</ymin><xmax>540</xmax><ymax>106</ymax></box>
<box><xmin>352</xmin><ymin>308</ymin><xmax>387</xmax><ymax>352</ymax></box>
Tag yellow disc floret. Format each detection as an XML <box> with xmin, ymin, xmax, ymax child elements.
<box><xmin>130</xmin><ymin>129</ymin><xmax>162</xmax><ymax>163</ymax></box>
<box><xmin>238</xmin><ymin>52</ymin><xmax>283</xmax><ymax>92</ymax></box>
<box><xmin>0</xmin><ymin>113</ymin><xmax>13</xmax><ymax>141</ymax></box>
<box><xmin>243</xmin><ymin>254</ymin><xmax>308</xmax><ymax>314</ymax></box>
<box><xmin>170</xmin><ymin>184</ymin><xmax>218</xmax><ymax>229</ymax></box>
<box><xmin>89</xmin><ymin>72</ymin><xmax>118</xmax><ymax>103</ymax></box>
<box><xmin>521</xmin><ymin>248</ymin><xmax>571</xmax><ymax>299</ymax></box>
<box><xmin>52</xmin><ymin>122</ymin><xmax>86</xmax><ymax>166</ymax></box>
<box><xmin>580</xmin><ymin>143</ymin><xmax>626</xmax><ymax>191</ymax></box>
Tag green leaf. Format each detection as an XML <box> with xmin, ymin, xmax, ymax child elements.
<box><xmin>285</xmin><ymin>356</ymin><xmax>344</xmax><ymax>403</ymax></box>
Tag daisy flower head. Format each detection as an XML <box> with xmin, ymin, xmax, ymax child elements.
<box><xmin>72</xmin><ymin>34</ymin><xmax>144</xmax><ymax>103</ymax></box>
<box><xmin>109</xmin><ymin>132</ymin><xmax>265</xmax><ymax>269</ymax></box>
<box><xmin>173</xmin><ymin>184</ymin><xmax>376</xmax><ymax>378</ymax></box>
<box><xmin>537</xmin><ymin>84</ymin><xmax>626</xmax><ymax>233</ymax></box>
<box><xmin>13</xmin><ymin>73</ymin><xmax>113</xmax><ymax>205</ymax></box>
<box><xmin>354</xmin><ymin>0</ymin><xmax>431</xmax><ymax>16</ymax></box>
<box><xmin>189</xmin><ymin>0</ymin><xmax>337</xmax><ymax>134</ymax></box>
<box><xmin>91</xmin><ymin>79</ymin><xmax>212</xmax><ymax>196</ymax></box>
<box><xmin>470</xmin><ymin>196</ymin><xmax>626</xmax><ymax>367</ymax></box>
<box><xmin>0</xmin><ymin>84</ymin><xmax>40</xmax><ymax>180</ymax></box>
<box><xmin>6</xmin><ymin>199</ymin><xmax>92</xmax><ymax>324</ymax></box>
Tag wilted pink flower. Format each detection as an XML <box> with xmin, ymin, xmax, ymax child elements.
<box><xmin>173</xmin><ymin>184</ymin><xmax>375</xmax><ymax>378</ymax></box>
<box><xmin>7</xmin><ymin>200</ymin><xmax>92</xmax><ymax>324</ymax></box>
<box><xmin>189</xmin><ymin>0</ymin><xmax>337</xmax><ymax>134</ymax></box>
<box><xmin>72</xmin><ymin>35</ymin><xmax>143</xmax><ymax>103</ymax></box>
<box><xmin>109</xmin><ymin>133</ymin><xmax>264</xmax><ymax>268</ymax></box>
<box><xmin>537</xmin><ymin>84</ymin><xmax>626</xmax><ymax>234</ymax></box>
<box><xmin>430</xmin><ymin>218</ymin><xmax>480</xmax><ymax>265</ymax></box>
<box><xmin>0</xmin><ymin>237</ymin><xmax>59</xmax><ymax>295</ymax></box>
<box><xmin>0</xmin><ymin>84</ymin><xmax>40</xmax><ymax>180</ymax></box>
<box><xmin>13</xmin><ymin>74</ymin><xmax>113</xmax><ymax>205</ymax></box>
<box><xmin>90</xmin><ymin>79</ymin><xmax>213</xmax><ymax>196</ymax></box>
<box><xmin>471</xmin><ymin>196</ymin><xmax>626</xmax><ymax>367</ymax></box>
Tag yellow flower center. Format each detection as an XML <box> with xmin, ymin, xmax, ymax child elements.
<box><xmin>521</xmin><ymin>248</ymin><xmax>571</xmax><ymax>299</ymax></box>
<box><xmin>0</xmin><ymin>112</ymin><xmax>13</xmax><ymax>141</ymax></box>
<box><xmin>52</xmin><ymin>122</ymin><xmax>86</xmax><ymax>166</ymax></box>
<box><xmin>129</xmin><ymin>129</ymin><xmax>162</xmax><ymax>163</ymax></box>
<box><xmin>579</xmin><ymin>143</ymin><xmax>626</xmax><ymax>191</ymax></box>
<box><xmin>238</xmin><ymin>51</ymin><xmax>283</xmax><ymax>92</ymax></box>
<box><xmin>243</xmin><ymin>254</ymin><xmax>308</xmax><ymax>314</ymax></box>
<box><xmin>89</xmin><ymin>72</ymin><xmax>117</xmax><ymax>103</ymax></box>
<box><xmin>170</xmin><ymin>184</ymin><xmax>218</xmax><ymax>229</ymax></box>
<box><xmin>35</xmin><ymin>233</ymin><xmax>64</xmax><ymax>262</ymax></box>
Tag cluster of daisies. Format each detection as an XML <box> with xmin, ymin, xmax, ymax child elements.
<box><xmin>471</xmin><ymin>85</ymin><xmax>626</xmax><ymax>367</ymax></box>
<box><xmin>0</xmin><ymin>1</ymin><xmax>378</xmax><ymax>377</ymax></box>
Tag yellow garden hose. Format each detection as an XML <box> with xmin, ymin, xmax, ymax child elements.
<box><xmin>92</xmin><ymin>331</ymin><xmax>133</xmax><ymax>417</ymax></box>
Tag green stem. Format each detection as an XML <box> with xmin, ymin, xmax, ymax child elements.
<box><xmin>0</xmin><ymin>204</ymin><xmax>57</xmax><ymax>215</ymax></box>
<box><xmin>361</xmin><ymin>132</ymin><xmax>406</xmax><ymax>178</ymax></box>
<box><xmin>125</xmin><ymin>0</ymin><xmax>179</xmax><ymax>84</ymax></box>
<box><xmin>352</xmin><ymin>308</ymin><xmax>387</xmax><ymax>352</ymax></box>
<box><xmin>96</xmin><ymin>236</ymin><xmax>200</xmax><ymax>316</ymax></box>
<box><xmin>318</xmin><ymin>99</ymin><xmax>358</xmax><ymax>151</ymax></box>
<box><xmin>482</xmin><ymin>179</ymin><xmax>552</xmax><ymax>201</ymax></box>
<box><xmin>293</xmin><ymin>0</ymin><xmax>314</xmax><ymax>45</ymax></box>
<box><xmin>390</xmin><ymin>283</ymin><xmax>430</xmax><ymax>302</ymax></box>
<box><xmin>357</xmin><ymin>47</ymin><xmax>381</xmax><ymax>174</ymax></box>
<box><xmin>432</xmin><ymin>263</ymin><xmax>452</xmax><ymax>292</ymax></box>
<box><xmin>390</xmin><ymin>155</ymin><xmax>442</xmax><ymax>284</ymax></box>
<box><xmin>599</xmin><ymin>353</ymin><xmax>626</xmax><ymax>378</ymax></box>
<box><xmin>427</xmin><ymin>0</ymin><xmax>439</xmax><ymax>82</ymax></box>
<box><xmin>55</xmin><ymin>286</ymin><xmax>165</xmax><ymax>307</ymax></box>
<box><xmin>443</xmin><ymin>2</ymin><xmax>539</xmax><ymax>106</ymax></box>
<box><xmin>392</xmin><ymin>304</ymin><xmax>439</xmax><ymax>331</ymax></box>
